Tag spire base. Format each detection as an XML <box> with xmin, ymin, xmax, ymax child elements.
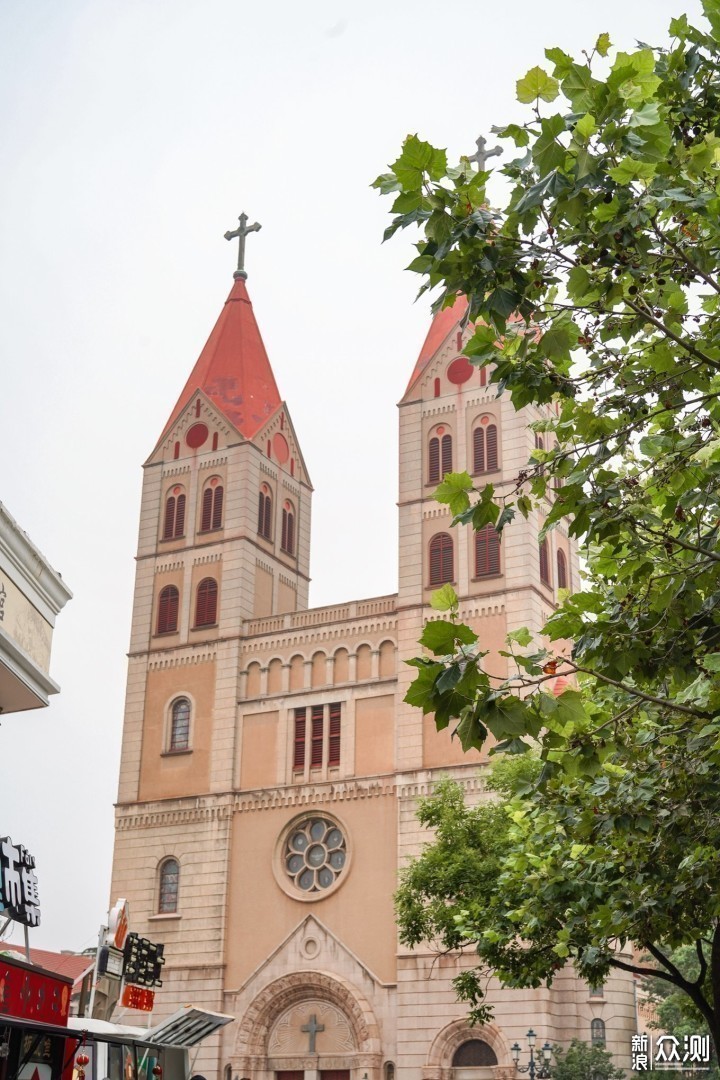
<box><xmin>233</xmin><ymin>270</ymin><xmax>248</xmax><ymax>281</ymax></box>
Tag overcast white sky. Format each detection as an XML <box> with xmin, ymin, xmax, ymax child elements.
<box><xmin>0</xmin><ymin>0</ymin><xmax>703</xmax><ymax>954</ymax></box>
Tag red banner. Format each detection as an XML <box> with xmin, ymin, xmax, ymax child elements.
<box><xmin>120</xmin><ymin>984</ymin><xmax>155</xmax><ymax>1012</ymax></box>
<box><xmin>0</xmin><ymin>956</ymin><xmax>71</xmax><ymax>1026</ymax></box>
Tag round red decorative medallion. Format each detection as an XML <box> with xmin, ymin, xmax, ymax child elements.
<box><xmin>447</xmin><ymin>357</ymin><xmax>473</xmax><ymax>385</ymax></box>
<box><xmin>173</xmin><ymin>485</ymin><xmax>182</xmax><ymax>495</ymax></box>
<box><xmin>186</xmin><ymin>423</ymin><xmax>208</xmax><ymax>449</ymax></box>
<box><xmin>273</xmin><ymin>433</ymin><xmax>290</xmax><ymax>464</ymax></box>
<box><xmin>437</xmin><ymin>425</ymin><xmax>445</xmax><ymax>435</ymax></box>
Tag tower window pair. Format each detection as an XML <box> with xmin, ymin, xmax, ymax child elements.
<box><xmin>200</xmin><ymin>480</ymin><xmax>224</xmax><ymax>532</ymax></box>
<box><xmin>156</xmin><ymin>577</ymin><xmax>218</xmax><ymax>634</ymax></box>
<box><xmin>428</xmin><ymin>432</ymin><xmax>452</xmax><ymax>484</ymax></box>
<box><xmin>473</xmin><ymin>421</ymin><xmax>498</xmax><ymax>473</ymax></box>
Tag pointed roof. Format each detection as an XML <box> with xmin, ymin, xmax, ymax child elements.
<box><xmin>161</xmin><ymin>276</ymin><xmax>282</xmax><ymax>441</ymax></box>
<box><xmin>405</xmin><ymin>295</ymin><xmax>469</xmax><ymax>395</ymax></box>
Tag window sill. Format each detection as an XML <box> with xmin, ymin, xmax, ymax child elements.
<box><xmin>198</xmin><ymin>527</ymin><xmax>223</xmax><ymax>535</ymax></box>
<box><xmin>472</xmin><ymin>572</ymin><xmax>503</xmax><ymax>582</ymax></box>
<box><xmin>471</xmin><ymin>468</ymin><xmax>502</xmax><ymax>478</ymax></box>
<box><xmin>191</xmin><ymin>623</ymin><xmax>218</xmax><ymax>631</ymax></box>
<box><xmin>427</xmin><ymin>581</ymin><xmax>456</xmax><ymax>589</ymax></box>
<box><xmin>280</xmin><ymin>547</ymin><xmax>295</xmax><ymax>557</ymax></box>
<box><xmin>153</xmin><ymin>630</ymin><xmax>179</xmax><ymax>639</ymax></box>
<box><xmin>257</xmin><ymin>532</ymin><xmax>273</xmax><ymax>543</ymax></box>
<box><xmin>161</xmin><ymin>748</ymin><xmax>193</xmax><ymax>757</ymax></box>
<box><xmin>148</xmin><ymin>913</ymin><xmax>181</xmax><ymax>922</ymax></box>
<box><xmin>159</xmin><ymin>536</ymin><xmax>185</xmax><ymax>543</ymax></box>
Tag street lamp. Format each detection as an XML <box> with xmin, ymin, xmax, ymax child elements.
<box><xmin>511</xmin><ymin>1030</ymin><xmax>553</xmax><ymax>1079</ymax></box>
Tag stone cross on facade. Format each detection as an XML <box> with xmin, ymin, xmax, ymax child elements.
<box><xmin>224</xmin><ymin>212</ymin><xmax>262</xmax><ymax>280</ymax></box>
<box><xmin>301</xmin><ymin>1014</ymin><xmax>325</xmax><ymax>1054</ymax></box>
<box><xmin>468</xmin><ymin>135</ymin><xmax>502</xmax><ymax>171</ymax></box>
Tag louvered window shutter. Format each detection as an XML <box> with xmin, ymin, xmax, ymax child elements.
<box><xmin>163</xmin><ymin>497</ymin><xmax>176</xmax><ymax>540</ymax></box>
<box><xmin>540</xmin><ymin>540</ymin><xmax>550</xmax><ymax>586</ymax></box>
<box><xmin>486</xmin><ymin>425</ymin><xmax>498</xmax><ymax>471</ymax></box>
<box><xmin>196</xmin><ymin>578</ymin><xmax>218</xmax><ymax>626</ymax></box>
<box><xmin>557</xmin><ymin>550</ymin><xmax>567</xmax><ymax>589</ymax></box>
<box><xmin>475</xmin><ymin>526</ymin><xmax>501</xmax><ymax>577</ymax></box>
<box><xmin>311</xmin><ymin>705</ymin><xmax>324</xmax><ymax>767</ymax></box>
<box><xmin>258</xmin><ymin>492</ymin><xmax>264</xmax><ymax>534</ymax></box>
<box><xmin>430</xmin><ymin>535</ymin><xmax>453</xmax><ymax>585</ymax></box>
<box><xmin>287</xmin><ymin>511</ymin><xmax>294</xmax><ymax>554</ymax></box>
<box><xmin>174</xmin><ymin>494</ymin><xmax>186</xmax><ymax>537</ymax></box>
<box><xmin>293</xmin><ymin>709</ymin><xmax>306</xmax><ymax>769</ymax></box>
<box><xmin>328</xmin><ymin>703</ymin><xmax>341</xmax><ymax>766</ymax></box>
<box><xmin>281</xmin><ymin>509</ymin><xmax>288</xmax><ymax>551</ymax></box>
<box><xmin>212</xmin><ymin>486</ymin><xmax>223</xmax><ymax>530</ymax></box>
<box><xmin>201</xmin><ymin>488</ymin><xmax>213</xmax><ymax>531</ymax></box>
<box><xmin>441</xmin><ymin>534</ymin><xmax>453</xmax><ymax>582</ymax></box>
<box><xmin>428</xmin><ymin>438</ymin><xmax>440</xmax><ymax>484</ymax></box>
<box><xmin>474</xmin><ymin>428</ymin><xmax>485</xmax><ymax>473</ymax></box>
<box><xmin>441</xmin><ymin>434</ymin><xmax>452</xmax><ymax>475</ymax></box>
<box><xmin>157</xmin><ymin>586</ymin><xmax>179</xmax><ymax>634</ymax></box>
<box><xmin>480</xmin><ymin>366</ymin><xmax>487</xmax><ymax>387</ymax></box>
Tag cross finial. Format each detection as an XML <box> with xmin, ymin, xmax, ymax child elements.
<box><xmin>224</xmin><ymin>212</ymin><xmax>262</xmax><ymax>280</ymax></box>
<box><xmin>468</xmin><ymin>135</ymin><xmax>502</xmax><ymax>172</ymax></box>
<box><xmin>301</xmin><ymin>1014</ymin><xmax>325</xmax><ymax>1054</ymax></box>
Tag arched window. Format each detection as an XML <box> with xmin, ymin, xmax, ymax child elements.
<box><xmin>156</xmin><ymin>585</ymin><xmax>179</xmax><ymax>634</ymax></box>
<box><xmin>163</xmin><ymin>490</ymin><xmax>186</xmax><ymax>539</ymax></box>
<box><xmin>591</xmin><ymin>1018</ymin><xmax>606</xmax><ymax>1046</ymax></box>
<box><xmin>429</xmin><ymin>533</ymin><xmax>454</xmax><ymax>586</ymax></box>
<box><xmin>479</xmin><ymin>366</ymin><xmax>487</xmax><ymax>387</ymax></box>
<box><xmin>195</xmin><ymin>577</ymin><xmax>218</xmax><ymax>627</ymax></box>
<box><xmin>473</xmin><ymin>421</ymin><xmax>498</xmax><ymax>473</ymax></box>
<box><xmin>535</xmin><ymin>433</ymin><xmax>545</xmax><ymax>475</ymax></box>
<box><xmin>200</xmin><ymin>480</ymin><xmax>224</xmax><ymax>531</ymax></box>
<box><xmin>258</xmin><ymin>486</ymin><xmax>272</xmax><ymax>539</ymax></box>
<box><xmin>557</xmin><ymin>549</ymin><xmax>568</xmax><ymax>590</ymax></box>
<box><xmin>475</xmin><ymin>525</ymin><xmax>501</xmax><ymax>577</ymax></box>
<box><xmin>158</xmin><ymin>858</ymin><xmax>179</xmax><ymax>914</ymax></box>
<box><xmin>451</xmin><ymin>1041</ymin><xmax>498</xmax><ymax>1067</ymax></box>
<box><xmin>169</xmin><ymin>698</ymin><xmax>191</xmax><ymax>751</ymax></box>
<box><xmin>540</xmin><ymin>539</ymin><xmax>551</xmax><ymax>587</ymax></box>
<box><xmin>281</xmin><ymin>502</ymin><xmax>295</xmax><ymax>554</ymax></box>
<box><xmin>428</xmin><ymin>431</ymin><xmax>453</xmax><ymax>484</ymax></box>
<box><xmin>434</xmin><ymin>377</ymin><xmax>441</xmax><ymax>398</ymax></box>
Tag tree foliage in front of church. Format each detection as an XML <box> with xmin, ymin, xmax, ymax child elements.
<box><xmin>377</xmin><ymin>1</ymin><xmax>720</xmax><ymax>1057</ymax></box>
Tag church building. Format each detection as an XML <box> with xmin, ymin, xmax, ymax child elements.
<box><xmin>109</xmin><ymin>224</ymin><xmax>636</xmax><ymax>1080</ymax></box>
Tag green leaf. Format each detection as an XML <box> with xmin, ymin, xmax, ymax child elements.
<box><xmin>608</xmin><ymin>157</ymin><xmax>657</xmax><ymax>183</ymax></box>
<box><xmin>555</xmin><ymin>690</ymin><xmax>586</xmax><ymax>727</ymax></box>
<box><xmin>545</xmin><ymin>47</ymin><xmax>574</xmax><ymax>78</ymax></box>
<box><xmin>421</xmin><ymin>619</ymin><xmax>478</xmax><ymax>656</ymax></box>
<box><xmin>702</xmin><ymin>0</ymin><xmax>720</xmax><ymax>40</ymax></box>
<box><xmin>574</xmin><ymin>113</ymin><xmax>597</xmax><ymax>142</ymax></box>
<box><xmin>561</xmin><ymin>64</ymin><xmax>599</xmax><ymax>112</ymax></box>
<box><xmin>516</xmin><ymin>66</ymin><xmax>559</xmax><ymax>104</ymax></box>
<box><xmin>507</xmin><ymin>626</ymin><xmax>533</xmax><ymax>647</ymax></box>
<box><xmin>435</xmin><ymin>471</ymin><xmax>474</xmax><ymax>515</ymax></box>
<box><xmin>430</xmin><ymin>584</ymin><xmax>458</xmax><ymax>612</ymax></box>
<box><xmin>595</xmin><ymin>32</ymin><xmax>611</xmax><ymax>57</ymax></box>
<box><xmin>391</xmin><ymin>135</ymin><xmax>448</xmax><ymax>191</ymax></box>
<box><xmin>532</xmin><ymin>114</ymin><xmax>567</xmax><ymax>175</ymax></box>
<box><xmin>701</xmin><ymin>653</ymin><xmax>720</xmax><ymax>672</ymax></box>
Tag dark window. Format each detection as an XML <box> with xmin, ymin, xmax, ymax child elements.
<box><xmin>173</xmin><ymin>441</ymin><xmax>180</xmax><ymax>460</ymax></box>
<box><xmin>429</xmin><ymin>534</ymin><xmax>454</xmax><ymax>586</ymax></box>
<box><xmin>212</xmin><ymin>432</ymin><xmax>219</xmax><ymax>451</ymax></box>
<box><xmin>163</xmin><ymin>492</ymin><xmax>186</xmax><ymax>539</ymax></box>
<box><xmin>479</xmin><ymin>366</ymin><xmax>487</xmax><ymax>387</ymax></box>
<box><xmin>429</xmin><ymin>437</ymin><xmax>440</xmax><ymax>484</ymax></box>
<box><xmin>157</xmin><ymin>585</ymin><xmax>179</xmax><ymax>634</ymax></box>
<box><xmin>434</xmin><ymin>377</ymin><xmax>441</xmax><ymax>398</ymax></box>
<box><xmin>258</xmin><ymin>489</ymin><xmax>272</xmax><ymax>539</ymax></box>
<box><xmin>328</xmin><ymin>702</ymin><xmax>341</xmax><ymax>767</ymax></box>
<box><xmin>591</xmin><ymin>1019</ymin><xmax>606</xmax><ymax>1046</ymax></box>
<box><xmin>441</xmin><ymin>433</ymin><xmax>452</xmax><ymax>475</ymax></box>
<box><xmin>451</xmin><ymin>1041</ymin><xmax>498</xmax><ymax>1067</ymax></box>
<box><xmin>486</xmin><ymin>424</ymin><xmax>498</xmax><ymax>470</ymax></box>
<box><xmin>201</xmin><ymin>483</ymin><xmax>224</xmax><ymax>532</ymax></box>
<box><xmin>557</xmin><ymin>549</ymin><xmax>568</xmax><ymax>590</ymax></box>
<box><xmin>281</xmin><ymin>505</ymin><xmax>295</xmax><ymax>555</ymax></box>
<box><xmin>158</xmin><ymin>858</ymin><xmax>179</xmax><ymax>914</ymax></box>
<box><xmin>294</xmin><ymin>708</ymin><xmax>306</xmax><ymax>770</ymax></box>
<box><xmin>540</xmin><ymin>539</ymin><xmax>551</xmax><ymax>587</ymax></box>
<box><xmin>311</xmin><ymin>705</ymin><xmax>324</xmax><ymax>767</ymax></box>
<box><xmin>475</xmin><ymin>525</ymin><xmax>501</xmax><ymax>577</ymax></box>
<box><xmin>170</xmin><ymin>698</ymin><xmax>190</xmax><ymax>750</ymax></box>
<box><xmin>195</xmin><ymin>577</ymin><xmax>218</xmax><ymax>627</ymax></box>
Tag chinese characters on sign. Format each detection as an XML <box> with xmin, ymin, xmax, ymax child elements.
<box><xmin>0</xmin><ymin>837</ymin><xmax>40</xmax><ymax>926</ymax></box>
<box><xmin>631</xmin><ymin>1033</ymin><xmax>711</xmax><ymax>1071</ymax></box>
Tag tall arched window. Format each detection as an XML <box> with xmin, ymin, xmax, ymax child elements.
<box><xmin>158</xmin><ymin>858</ymin><xmax>179</xmax><ymax>914</ymax></box>
<box><xmin>156</xmin><ymin>585</ymin><xmax>179</xmax><ymax>634</ymax></box>
<box><xmin>557</xmin><ymin>549</ymin><xmax>568</xmax><ymax>590</ymax></box>
<box><xmin>590</xmin><ymin>1018</ymin><xmax>606</xmax><ymax>1046</ymax></box>
<box><xmin>540</xmin><ymin>539</ymin><xmax>551</xmax><ymax>587</ymax></box>
<box><xmin>163</xmin><ymin>489</ymin><xmax>186</xmax><ymax>539</ymax></box>
<box><xmin>258</xmin><ymin>485</ymin><xmax>272</xmax><ymax>539</ymax></box>
<box><xmin>195</xmin><ymin>577</ymin><xmax>218</xmax><ymax>627</ymax></box>
<box><xmin>169</xmin><ymin>698</ymin><xmax>191</xmax><ymax>751</ymax></box>
<box><xmin>479</xmin><ymin>366</ymin><xmax>487</xmax><ymax>387</ymax></box>
<box><xmin>200</xmin><ymin>479</ymin><xmax>224</xmax><ymax>531</ymax></box>
<box><xmin>281</xmin><ymin>502</ymin><xmax>295</xmax><ymax>555</ymax></box>
<box><xmin>429</xmin><ymin>533</ymin><xmax>454</xmax><ymax>586</ymax></box>
<box><xmin>475</xmin><ymin>525</ymin><xmax>501</xmax><ymax>577</ymax></box>
<box><xmin>428</xmin><ymin>431</ymin><xmax>453</xmax><ymax>484</ymax></box>
<box><xmin>473</xmin><ymin>421</ymin><xmax>498</xmax><ymax>473</ymax></box>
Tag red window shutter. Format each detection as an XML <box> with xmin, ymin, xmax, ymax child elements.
<box><xmin>328</xmin><ymin>703</ymin><xmax>341</xmax><ymax>766</ymax></box>
<box><xmin>430</xmin><ymin>534</ymin><xmax>453</xmax><ymax>586</ymax></box>
<box><xmin>257</xmin><ymin>491</ymin><xmax>264</xmax><ymax>534</ymax></box>
<box><xmin>195</xmin><ymin>578</ymin><xmax>218</xmax><ymax>626</ymax></box>
<box><xmin>557</xmin><ymin>550</ymin><xmax>567</xmax><ymax>589</ymax></box>
<box><xmin>212</xmin><ymin>486</ymin><xmax>223</xmax><ymax>530</ymax></box>
<box><xmin>201</xmin><ymin>488</ymin><xmax>213</xmax><ymax>531</ymax></box>
<box><xmin>428</xmin><ymin>438</ymin><xmax>440</xmax><ymax>484</ymax></box>
<box><xmin>441</xmin><ymin>534</ymin><xmax>453</xmax><ymax>582</ymax></box>
<box><xmin>311</xmin><ymin>706</ymin><xmax>324</xmax><ymax>767</ymax></box>
<box><xmin>157</xmin><ymin>585</ymin><xmax>179</xmax><ymax>634</ymax></box>
<box><xmin>293</xmin><ymin>709</ymin><xmax>306</xmax><ymax>770</ymax></box>
<box><xmin>261</xmin><ymin>493</ymin><xmax>272</xmax><ymax>539</ymax></box>
<box><xmin>473</xmin><ymin>428</ymin><xmax>485</xmax><ymax>473</ymax></box>
<box><xmin>174</xmin><ymin>494</ymin><xmax>186</xmax><ymax>537</ymax></box>
<box><xmin>475</xmin><ymin>526</ymin><xmax>501</xmax><ymax>577</ymax></box>
<box><xmin>287</xmin><ymin>511</ymin><xmax>294</xmax><ymax>555</ymax></box>
<box><xmin>163</xmin><ymin>496</ymin><xmax>175</xmax><ymax>540</ymax></box>
<box><xmin>486</xmin><ymin>425</ymin><xmax>498</xmax><ymax>471</ymax></box>
<box><xmin>479</xmin><ymin>366</ymin><xmax>487</xmax><ymax>387</ymax></box>
<box><xmin>281</xmin><ymin>508</ymin><xmax>288</xmax><ymax>551</ymax></box>
<box><xmin>441</xmin><ymin>434</ymin><xmax>453</xmax><ymax>475</ymax></box>
<box><xmin>540</xmin><ymin>540</ymin><xmax>550</xmax><ymax>586</ymax></box>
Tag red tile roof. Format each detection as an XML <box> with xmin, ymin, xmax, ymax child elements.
<box><xmin>2</xmin><ymin>944</ymin><xmax>92</xmax><ymax>985</ymax></box>
<box><xmin>161</xmin><ymin>277</ymin><xmax>282</xmax><ymax>442</ymax></box>
<box><xmin>405</xmin><ymin>295</ymin><xmax>469</xmax><ymax>396</ymax></box>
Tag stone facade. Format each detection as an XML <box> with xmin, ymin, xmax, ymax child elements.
<box><xmin>109</xmin><ymin>282</ymin><xmax>636</xmax><ymax>1080</ymax></box>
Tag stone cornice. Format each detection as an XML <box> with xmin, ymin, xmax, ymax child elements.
<box><xmin>0</xmin><ymin>503</ymin><xmax>72</xmax><ymax>619</ymax></box>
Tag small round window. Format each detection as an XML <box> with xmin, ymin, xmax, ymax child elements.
<box><xmin>284</xmin><ymin>817</ymin><xmax>347</xmax><ymax>894</ymax></box>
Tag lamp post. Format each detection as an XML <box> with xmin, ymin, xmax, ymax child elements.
<box><xmin>511</xmin><ymin>1030</ymin><xmax>553</xmax><ymax>1079</ymax></box>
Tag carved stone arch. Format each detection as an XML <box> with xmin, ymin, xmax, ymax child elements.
<box><xmin>234</xmin><ymin>969</ymin><xmax>381</xmax><ymax>1057</ymax></box>
<box><xmin>426</xmin><ymin>1018</ymin><xmax>511</xmax><ymax>1072</ymax></box>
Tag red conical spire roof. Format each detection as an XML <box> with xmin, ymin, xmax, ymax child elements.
<box><xmin>161</xmin><ymin>276</ymin><xmax>282</xmax><ymax>441</ymax></box>
<box><xmin>404</xmin><ymin>295</ymin><xmax>469</xmax><ymax>395</ymax></box>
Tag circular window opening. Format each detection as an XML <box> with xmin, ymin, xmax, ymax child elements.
<box><xmin>186</xmin><ymin>423</ymin><xmax>209</xmax><ymax>449</ymax></box>
<box><xmin>276</xmin><ymin>814</ymin><xmax>350</xmax><ymax>900</ymax></box>
<box><xmin>447</xmin><ymin>357</ymin><xmax>474</xmax><ymax>385</ymax></box>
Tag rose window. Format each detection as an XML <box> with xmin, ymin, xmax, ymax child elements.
<box><xmin>284</xmin><ymin>818</ymin><xmax>347</xmax><ymax>893</ymax></box>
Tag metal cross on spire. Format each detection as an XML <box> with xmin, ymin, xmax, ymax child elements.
<box><xmin>468</xmin><ymin>135</ymin><xmax>502</xmax><ymax>171</ymax></box>
<box><xmin>224</xmin><ymin>212</ymin><xmax>262</xmax><ymax>280</ymax></box>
